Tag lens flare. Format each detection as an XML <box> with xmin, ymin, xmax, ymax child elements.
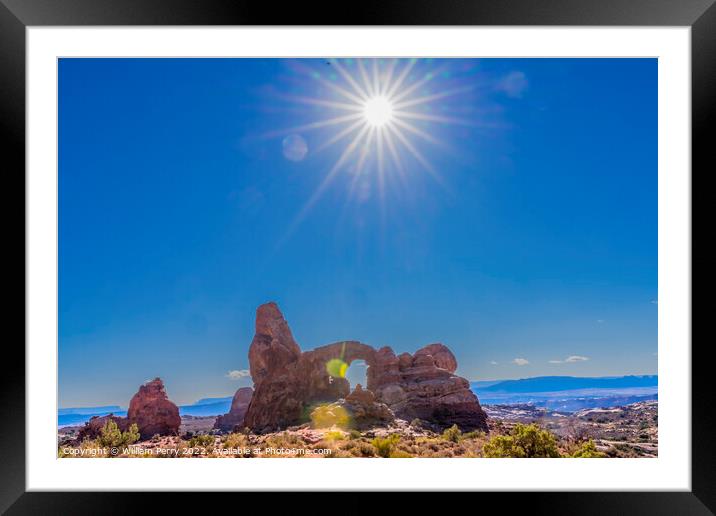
<box><xmin>310</xmin><ymin>403</ymin><xmax>351</xmax><ymax>429</ymax></box>
<box><xmin>326</xmin><ymin>358</ymin><xmax>349</xmax><ymax>378</ymax></box>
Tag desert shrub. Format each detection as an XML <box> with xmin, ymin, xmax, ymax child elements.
<box><xmin>124</xmin><ymin>424</ymin><xmax>140</xmax><ymax>445</ymax></box>
<box><xmin>78</xmin><ymin>438</ymin><xmax>107</xmax><ymax>457</ymax></box>
<box><xmin>224</xmin><ymin>433</ymin><xmax>249</xmax><ymax>450</ymax></box>
<box><xmin>389</xmin><ymin>449</ymin><xmax>413</xmax><ymax>458</ymax></box>
<box><xmin>264</xmin><ymin>432</ymin><xmax>304</xmax><ymax>449</ymax></box>
<box><xmin>441</xmin><ymin>425</ymin><xmax>484</xmax><ymax>443</ymax></box>
<box><xmin>324</xmin><ymin>430</ymin><xmax>346</xmax><ymax>441</ymax></box>
<box><xmin>570</xmin><ymin>440</ymin><xmax>606</xmax><ymax>458</ymax></box>
<box><xmin>483</xmin><ymin>423</ymin><xmax>561</xmax><ymax>458</ymax></box>
<box><xmin>348</xmin><ymin>430</ymin><xmax>362</xmax><ymax>440</ymax></box>
<box><xmin>461</xmin><ymin>430</ymin><xmax>485</xmax><ymax>440</ymax></box>
<box><xmin>608</xmin><ymin>443</ymin><xmax>638</xmax><ymax>458</ymax></box>
<box><xmin>350</xmin><ymin>442</ymin><xmax>376</xmax><ymax>457</ymax></box>
<box><xmin>442</xmin><ymin>424</ymin><xmax>461</xmax><ymax>443</ymax></box>
<box><xmin>371</xmin><ymin>434</ymin><xmax>401</xmax><ymax>458</ymax></box>
<box><xmin>188</xmin><ymin>434</ymin><xmax>215</xmax><ymax>449</ymax></box>
<box><xmin>97</xmin><ymin>420</ymin><xmax>140</xmax><ymax>448</ymax></box>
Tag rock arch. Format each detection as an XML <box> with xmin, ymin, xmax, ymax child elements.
<box><xmin>243</xmin><ymin>302</ymin><xmax>488</xmax><ymax>433</ymax></box>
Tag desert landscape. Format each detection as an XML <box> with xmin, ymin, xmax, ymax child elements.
<box><xmin>58</xmin><ymin>303</ymin><xmax>657</xmax><ymax>459</ymax></box>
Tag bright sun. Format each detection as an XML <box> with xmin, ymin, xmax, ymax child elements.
<box><xmin>272</xmin><ymin>58</ymin><xmax>475</xmax><ymax>237</ymax></box>
<box><xmin>363</xmin><ymin>96</ymin><xmax>394</xmax><ymax>127</ymax></box>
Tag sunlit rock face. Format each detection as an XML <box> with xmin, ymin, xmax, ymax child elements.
<box><xmin>309</xmin><ymin>384</ymin><xmax>394</xmax><ymax>430</ymax></box>
<box><xmin>244</xmin><ymin>336</ymin><xmax>376</xmax><ymax>432</ymax></box>
<box><xmin>243</xmin><ymin>302</ymin><xmax>488</xmax><ymax>433</ymax></box>
<box><xmin>370</xmin><ymin>344</ymin><xmax>487</xmax><ymax>431</ymax></box>
<box><xmin>214</xmin><ymin>387</ymin><xmax>254</xmax><ymax>432</ymax></box>
<box><xmin>127</xmin><ymin>378</ymin><xmax>181</xmax><ymax>439</ymax></box>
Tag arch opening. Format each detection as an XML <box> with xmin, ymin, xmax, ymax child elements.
<box><xmin>345</xmin><ymin>359</ymin><xmax>368</xmax><ymax>392</ymax></box>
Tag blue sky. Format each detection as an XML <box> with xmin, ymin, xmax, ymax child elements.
<box><xmin>59</xmin><ymin>58</ymin><xmax>657</xmax><ymax>407</ymax></box>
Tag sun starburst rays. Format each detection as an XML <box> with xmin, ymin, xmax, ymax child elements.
<box><xmin>272</xmin><ymin>58</ymin><xmax>474</xmax><ymax>242</ymax></box>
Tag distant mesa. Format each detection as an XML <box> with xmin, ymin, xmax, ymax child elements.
<box><xmin>242</xmin><ymin>302</ymin><xmax>488</xmax><ymax>433</ymax></box>
<box><xmin>478</xmin><ymin>375</ymin><xmax>658</xmax><ymax>393</ymax></box>
<box><xmin>77</xmin><ymin>377</ymin><xmax>180</xmax><ymax>441</ymax></box>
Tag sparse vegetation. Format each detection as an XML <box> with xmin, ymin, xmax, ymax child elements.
<box><xmin>188</xmin><ymin>433</ymin><xmax>215</xmax><ymax>450</ymax></box>
<box><xmin>97</xmin><ymin>420</ymin><xmax>140</xmax><ymax>448</ymax></box>
<box><xmin>441</xmin><ymin>424</ymin><xmax>461</xmax><ymax>443</ymax></box>
<box><xmin>224</xmin><ymin>432</ymin><xmax>250</xmax><ymax>454</ymax></box>
<box><xmin>57</xmin><ymin>400</ymin><xmax>656</xmax><ymax>459</ymax></box>
<box><xmin>570</xmin><ymin>440</ymin><xmax>606</xmax><ymax>458</ymax></box>
<box><xmin>371</xmin><ymin>434</ymin><xmax>401</xmax><ymax>458</ymax></box>
<box><xmin>483</xmin><ymin>423</ymin><xmax>561</xmax><ymax>458</ymax></box>
<box><xmin>264</xmin><ymin>431</ymin><xmax>305</xmax><ymax>449</ymax></box>
<box><xmin>462</xmin><ymin>430</ymin><xmax>485</xmax><ymax>440</ymax></box>
<box><xmin>323</xmin><ymin>430</ymin><xmax>346</xmax><ymax>441</ymax></box>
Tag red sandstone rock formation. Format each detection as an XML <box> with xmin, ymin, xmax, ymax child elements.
<box><xmin>77</xmin><ymin>414</ymin><xmax>130</xmax><ymax>442</ymax></box>
<box><xmin>248</xmin><ymin>302</ymin><xmax>301</xmax><ymax>383</ymax></box>
<box><xmin>342</xmin><ymin>384</ymin><xmax>394</xmax><ymax>427</ymax></box>
<box><xmin>127</xmin><ymin>378</ymin><xmax>181</xmax><ymax>439</ymax></box>
<box><xmin>308</xmin><ymin>384</ymin><xmax>394</xmax><ymax>430</ymax></box>
<box><xmin>414</xmin><ymin>343</ymin><xmax>458</xmax><ymax>372</ymax></box>
<box><xmin>245</xmin><ymin>337</ymin><xmax>376</xmax><ymax>432</ymax></box>
<box><xmin>369</xmin><ymin>344</ymin><xmax>487</xmax><ymax>431</ymax></box>
<box><xmin>214</xmin><ymin>387</ymin><xmax>254</xmax><ymax>431</ymax></box>
<box><xmin>243</xmin><ymin>302</ymin><xmax>488</xmax><ymax>433</ymax></box>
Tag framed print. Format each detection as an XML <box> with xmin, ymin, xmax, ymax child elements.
<box><xmin>3</xmin><ymin>0</ymin><xmax>712</xmax><ymax>512</ymax></box>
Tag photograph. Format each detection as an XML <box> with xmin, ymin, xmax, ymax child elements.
<box><xmin>56</xmin><ymin>56</ymin><xmax>658</xmax><ymax>460</ymax></box>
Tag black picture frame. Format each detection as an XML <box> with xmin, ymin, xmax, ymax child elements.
<box><xmin>2</xmin><ymin>0</ymin><xmax>710</xmax><ymax>512</ymax></box>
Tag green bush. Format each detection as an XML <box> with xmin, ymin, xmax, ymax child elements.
<box><xmin>483</xmin><ymin>423</ymin><xmax>561</xmax><ymax>458</ymax></box>
<box><xmin>97</xmin><ymin>420</ymin><xmax>140</xmax><ymax>448</ymax></box>
<box><xmin>371</xmin><ymin>434</ymin><xmax>401</xmax><ymax>458</ymax></box>
<box><xmin>188</xmin><ymin>434</ymin><xmax>215</xmax><ymax>449</ymax></box>
<box><xmin>388</xmin><ymin>449</ymin><xmax>413</xmax><ymax>458</ymax></box>
<box><xmin>324</xmin><ymin>430</ymin><xmax>346</xmax><ymax>441</ymax></box>
<box><xmin>570</xmin><ymin>440</ymin><xmax>606</xmax><ymax>458</ymax></box>
<box><xmin>442</xmin><ymin>424</ymin><xmax>461</xmax><ymax>443</ymax></box>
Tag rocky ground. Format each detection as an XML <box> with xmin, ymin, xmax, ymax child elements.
<box><xmin>58</xmin><ymin>400</ymin><xmax>657</xmax><ymax>458</ymax></box>
<box><xmin>484</xmin><ymin>400</ymin><xmax>658</xmax><ymax>457</ymax></box>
